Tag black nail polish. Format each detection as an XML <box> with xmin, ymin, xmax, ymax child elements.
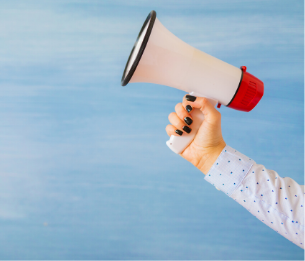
<box><xmin>186</xmin><ymin>105</ymin><xmax>192</xmax><ymax>113</ymax></box>
<box><xmin>183</xmin><ymin>126</ymin><xmax>192</xmax><ymax>133</ymax></box>
<box><xmin>184</xmin><ymin>117</ymin><xmax>193</xmax><ymax>125</ymax></box>
<box><xmin>175</xmin><ymin>129</ymin><xmax>183</xmax><ymax>136</ymax></box>
<box><xmin>185</xmin><ymin>95</ymin><xmax>196</xmax><ymax>102</ymax></box>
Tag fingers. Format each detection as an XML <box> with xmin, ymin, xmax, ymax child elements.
<box><xmin>182</xmin><ymin>95</ymin><xmax>221</xmax><ymax>124</ymax></box>
<box><xmin>165</xmin><ymin>124</ymin><xmax>183</xmax><ymax>137</ymax></box>
<box><xmin>166</xmin><ymin>95</ymin><xmax>221</xmax><ymax>137</ymax></box>
<box><xmin>166</xmin><ymin>111</ymin><xmax>192</xmax><ymax>136</ymax></box>
<box><xmin>175</xmin><ymin>103</ymin><xmax>193</xmax><ymax>126</ymax></box>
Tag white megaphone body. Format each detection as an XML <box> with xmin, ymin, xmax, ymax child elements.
<box><xmin>121</xmin><ymin>10</ymin><xmax>264</xmax><ymax>154</ymax></box>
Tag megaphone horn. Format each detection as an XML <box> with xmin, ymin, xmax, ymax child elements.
<box><xmin>121</xmin><ymin>10</ymin><xmax>264</xmax><ymax>154</ymax></box>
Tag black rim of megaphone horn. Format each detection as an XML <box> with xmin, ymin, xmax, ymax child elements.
<box><xmin>121</xmin><ymin>10</ymin><xmax>157</xmax><ymax>86</ymax></box>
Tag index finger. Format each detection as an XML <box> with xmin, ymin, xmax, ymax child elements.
<box><xmin>182</xmin><ymin>95</ymin><xmax>220</xmax><ymax>122</ymax></box>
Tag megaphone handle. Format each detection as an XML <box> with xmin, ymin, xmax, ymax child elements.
<box><xmin>166</xmin><ymin>96</ymin><xmax>218</xmax><ymax>154</ymax></box>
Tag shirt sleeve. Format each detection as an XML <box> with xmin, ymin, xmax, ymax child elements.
<box><xmin>204</xmin><ymin>145</ymin><xmax>304</xmax><ymax>249</ymax></box>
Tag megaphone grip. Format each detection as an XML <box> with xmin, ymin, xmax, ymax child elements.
<box><xmin>166</xmin><ymin>96</ymin><xmax>218</xmax><ymax>154</ymax></box>
<box><xmin>166</xmin><ymin>108</ymin><xmax>205</xmax><ymax>154</ymax></box>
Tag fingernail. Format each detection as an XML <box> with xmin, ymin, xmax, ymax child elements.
<box><xmin>184</xmin><ymin>117</ymin><xmax>193</xmax><ymax>125</ymax></box>
<box><xmin>175</xmin><ymin>129</ymin><xmax>183</xmax><ymax>136</ymax></box>
<box><xmin>186</xmin><ymin>95</ymin><xmax>196</xmax><ymax>102</ymax></box>
<box><xmin>186</xmin><ymin>105</ymin><xmax>192</xmax><ymax>113</ymax></box>
<box><xmin>183</xmin><ymin>126</ymin><xmax>192</xmax><ymax>133</ymax></box>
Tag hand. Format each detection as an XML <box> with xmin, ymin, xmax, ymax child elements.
<box><xmin>166</xmin><ymin>95</ymin><xmax>226</xmax><ymax>174</ymax></box>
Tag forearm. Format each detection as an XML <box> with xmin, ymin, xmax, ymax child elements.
<box><xmin>204</xmin><ymin>145</ymin><xmax>304</xmax><ymax>248</ymax></box>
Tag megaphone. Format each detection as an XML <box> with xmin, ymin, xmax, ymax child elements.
<box><xmin>121</xmin><ymin>10</ymin><xmax>264</xmax><ymax>154</ymax></box>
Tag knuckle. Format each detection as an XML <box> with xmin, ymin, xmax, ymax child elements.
<box><xmin>168</xmin><ymin>112</ymin><xmax>176</xmax><ymax>121</ymax></box>
<box><xmin>165</xmin><ymin>124</ymin><xmax>173</xmax><ymax>136</ymax></box>
<box><xmin>199</xmin><ymin>98</ymin><xmax>208</xmax><ymax>110</ymax></box>
<box><xmin>201</xmin><ymin>97</ymin><xmax>208</xmax><ymax>106</ymax></box>
<box><xmin>175</xmin><ymin>103</ymin><xmax>182</xmax><ymax>112</ymax></box>
<box><xmin>213</xmin><ymin>110</ymin><xmax>222</xmax><ymax>121</ymax></box>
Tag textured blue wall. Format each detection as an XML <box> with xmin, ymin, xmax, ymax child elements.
<box><xmin>0</xmin><ymin>0</ymin><xmax>303</xmax><ymax>259</ymax></box>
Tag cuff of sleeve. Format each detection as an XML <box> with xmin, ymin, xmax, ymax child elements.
<box><xmin>204</xmin><ymin>145</ymin><xmax>254</xmax><ymax>197</ymax></box>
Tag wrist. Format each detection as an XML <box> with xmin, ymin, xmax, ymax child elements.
<box><xmin>197</xmin><ymin>141</ymin><xmax>226</xmax><ymax>175</ymax></box>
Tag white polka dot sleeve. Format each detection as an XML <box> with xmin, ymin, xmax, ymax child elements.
<box><xmin>204</xmin><ymin>145</ymin><xmax>304</xmax><ymax>248</ymax></box>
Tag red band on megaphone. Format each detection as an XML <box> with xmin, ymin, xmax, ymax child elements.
<box><xmin>227</xmin><ymin>66</ymin><xmax>264</xmax><ymax>112</ymax></box>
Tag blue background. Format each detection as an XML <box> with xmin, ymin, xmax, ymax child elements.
<box><xmin>0</xmin><ymin>0</ymin><xmax>303</xmax><ymax>259</ymax></box>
